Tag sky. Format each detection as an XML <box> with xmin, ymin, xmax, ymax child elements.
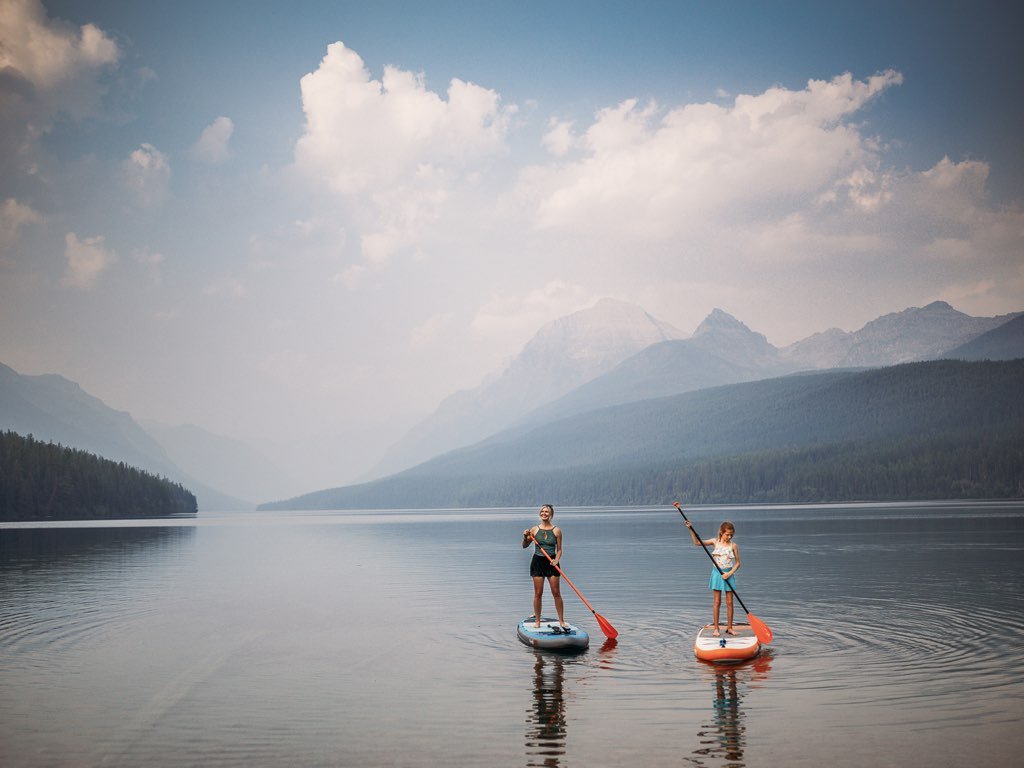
<box><xmin>2</xmin><ymin>0</ymin><xmax>1023</xmax><ymax>495</ymax></box>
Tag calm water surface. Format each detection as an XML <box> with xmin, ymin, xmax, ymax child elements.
<box><xmin>2</xmin><ymin>502</ymin><xmax>1023</xmax><ymax>767</ymax></box>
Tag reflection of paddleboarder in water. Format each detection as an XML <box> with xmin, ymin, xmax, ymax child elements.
<box><xmin>525</xmin><ymin>652</ymin><xmax>567</xmax><ymax>768</ymax></box>
<box><xmin>694</xmin><ymin>667</ymin><xmax>744</xmax><ymax>765</ymax></box>
<box><xmin>522</xmin><ymin>505</ymin><xmax>566</xmax><ymax>628</ymax></box>
<box><xmin>688</xmin><ymin>653</ymin><xmax>772</xmax><ymax>768</ymax></box>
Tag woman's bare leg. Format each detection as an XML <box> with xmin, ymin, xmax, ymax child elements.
<box><xmin>548</xmin><ymin>576</ymin><xmax>565</xmax><ymax>626</ymax></box>
<box><xmin>532</xmin><ymin>576</ymin><xmax>545</xmax><ymax>626</ymax></box>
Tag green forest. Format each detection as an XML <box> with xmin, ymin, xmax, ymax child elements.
<box><xmin>265</xmin><ymin>359</ymin><xmax>1024</xmax><ymax>510</ymax></box>
<box><xmin>0</xmin><ymin>431</ymin><xmax>197</xmax><ymax>521</ymax></box>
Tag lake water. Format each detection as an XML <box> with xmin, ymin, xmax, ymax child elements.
<box><xmin>2</xmin><ymin>501</ymin><xmax>1023</xmax><ymax>767</ymax></box>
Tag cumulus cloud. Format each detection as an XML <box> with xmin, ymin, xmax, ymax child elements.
<box><xmin>123</xmin><ymin>143</ymin><xmax>171</xmax><ymax>205</ymax></box>
<box><xmin>294</xmin><ymin>41</ymin><xmax>515</xmax><ymax>268</ymax></box>
<box><xmin>542</xmin><ymin>119</ymin><xmax>576</xmax><ymax>156</ymax></box>
<box><xmin>0</xmin><ymin>0</ymin><xmax>119</xmax><ymax>168</ymax></box>
<box><xmin>192</xmin><ymin>116</ymin><xmax>234</xmax><ymax>163</ymax></box>
<box><xmin>62</xmin><ymin>232</ymin><xmax>115</xmax><ymax>289</ymax></box>
<box><xmin>519</xmin><ymin>70</ymin><xmax>904</xmax><ymax>240</ymax></box>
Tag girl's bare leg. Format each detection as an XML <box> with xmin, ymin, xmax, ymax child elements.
<box><xmin>712</xmin><ymin>590</ymin><xmax>722</xmax><ymax>636</ymax></box>
<box><xmin>725</xmin><ymin>592</ymin><xmax>735</xmax><ymax>634</ymax></box>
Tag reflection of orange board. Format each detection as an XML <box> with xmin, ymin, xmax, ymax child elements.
<box><xmin>694</xmin><ymin>624</ymin><xmax>760</xmax><ymax>663</ymax></box>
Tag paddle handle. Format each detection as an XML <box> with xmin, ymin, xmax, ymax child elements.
<box><xmin>674</xmin><ymin>502</ymin><xmax>752</xmax><ymax>616</ymax></box>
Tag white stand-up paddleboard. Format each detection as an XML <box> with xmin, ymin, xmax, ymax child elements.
<box><xmin>694</xmin><ymin>623</ymin><xmax>760</xmax><ymax>663</ymax></box>
<box><xmin>517</xmin><ymin>617</ymin><xmax>590</xmax><ymax>651</ymax></box>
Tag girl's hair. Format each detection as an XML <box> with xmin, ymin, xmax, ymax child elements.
<box><xmin>541</xmin><ymin>504</ymin><xmax>555</xmax><ymax>516</ymax></box>
<box><xmin>718</xmin><ymin>521</ymin><xmax>735</xmax><ymax>536</ymax></box>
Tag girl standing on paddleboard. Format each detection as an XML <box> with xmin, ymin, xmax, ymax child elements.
<box><xmin>685</xmin><ymin>520</ymin><xmax>741</xmax><ymax>637</ymax></box>
<box><xmin>522</xmin><ymin>504</ymin><xmax>566</xmax><ymax>629</ymax></box>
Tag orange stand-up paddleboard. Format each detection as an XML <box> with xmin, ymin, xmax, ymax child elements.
<box><xmin>693</xmin><ymin>623</ymin><xmax>761</xmax><ymax>663</ymax></box>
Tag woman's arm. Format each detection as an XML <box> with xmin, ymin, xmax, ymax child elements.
<box><xmin>522</xmin><ymin>525</ymin><xmax>536</xmax><ymax>548</ymax></box>
<box><xmin>553</xmin><ymin>526</ymin><xmax>563</xmax><ymax>565</ymax></box>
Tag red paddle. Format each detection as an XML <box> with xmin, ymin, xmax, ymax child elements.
<box><xmin>529</xmin><ymin>532</ymin><xmax>618</xmax><ymax>639</ymax></box>
<box><xmin>674</xmin><ymin>501</ymin><xmax>773</xmax><ymax>644</ymax></box>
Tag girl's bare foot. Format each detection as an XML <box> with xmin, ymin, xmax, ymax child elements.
<box><xmin>713</xmin><ymin>628</ymin><xmax>721</xmax><ymax>637</ymax></box>
<box><xmin>726</xmin><ymin>627</ymin><xmax>735</xmax><ymax>635</ymax></box>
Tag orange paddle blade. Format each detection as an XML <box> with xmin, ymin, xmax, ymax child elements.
<box><xmin>748</xmin><ymin>613</ymin><xmax>773</xmax><ymax>644</ymax></box>
<box><xmin>595</xmin><ymin>612</ymin><xmax>619</xmax><ymax>640</ymax></box>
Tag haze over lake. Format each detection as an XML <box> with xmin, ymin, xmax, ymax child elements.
<box><xmin>2</xmin><ymin>501</ymin><xmax>1022</xmax><ymax>767</ymax></box>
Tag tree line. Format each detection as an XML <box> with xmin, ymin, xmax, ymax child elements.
<box><xmin>0</xmin><ymin>431</ymin><xmax>197</xmax><ymax>521</ymax></box>
<box><xmin>264</xmin><ymin>427</ymin><xmax>1023</xmax><ymax>510</ymax></box>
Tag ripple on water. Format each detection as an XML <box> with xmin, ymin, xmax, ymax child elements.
<box><xmin>765</xmin><ymin>594</ymin><xmax>1024</xmax><ymax>704</ymax></box>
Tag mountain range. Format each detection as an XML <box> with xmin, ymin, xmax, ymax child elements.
<box><xmin>362</xmin><ymin>298</ymin><xmax>684</xmax><ymax>479</ymax></box>
<box><xmin>262</xmin><ymin>358</ymin><xmax>1024</xmax><ymax>509</ymax></box>
<box><xmin>0</xmin><ymin>363</ymin><xmax>249</xmax><ymax>511</ymax></box>
<box><xmin>2</xmin><ymin>299</ymin><xmax>1021</xmax><ymax>511</ymax></box>
<box><xmin>374</xmin><ymin>300</ymin><xmax>1021</xmax><ymax>472</ymax></box>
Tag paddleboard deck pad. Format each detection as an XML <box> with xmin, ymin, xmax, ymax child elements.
<box><xmin>517</xmin><ymin>617</ymin><xmax>589</xmax><ymax>651</ymax></box>
<box><xmin>694</xmin><ymin>623</ymin><xmax>760</xmax><ymax>663</ymax></box>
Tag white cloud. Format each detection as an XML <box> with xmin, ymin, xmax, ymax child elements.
<box><xmin>192</xmin><ymin>116</ymin><xmax>234</xmax><ymax>164</ymax></box>
<box><xmin>123</xmin><ymin>143</ymin><xmax>171</xmax><ymax>205</ymax></box>
<box><xmin>519</xmin><ymin>71</ymin><xmax>904</xmax><ymax>241</ymax></box>
<box><xmin>62</xmin><ymin>232</ymin><xmax>115</xmax><ymax>289</ymax></box>
<box><xmin>0</xmin><ymin>0</ymin><xmax>120</xmax><ymax>168</ymax></box>
<box><xmin>294</xmin><ymin>41</ymin><xmax>515</xmax><ymax>270</ymax></box>
<box><xmin>542</xmin><ymin>119</ymin><xmax>576</xmax><ymax>156</ymax></box>
<box><xmin>0</xmin><ymin>0</ymin><xmax>118</xmax><ymax>90</ymax></box>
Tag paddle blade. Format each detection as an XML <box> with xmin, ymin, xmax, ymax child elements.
<box><xmin>748</xmin><ymin>613</ymin><xmax>773</xmax><ymax>644</ymax></box>
<box><xmin>595</xmin><ymin>612</ymin><xmax>619</xmax><ymax>640</ymax></box>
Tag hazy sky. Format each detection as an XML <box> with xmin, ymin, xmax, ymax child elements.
<box><xmin>2</xmin><ymin>0</ymin><xmax>1022</xmax><ymax>489</ymax></box>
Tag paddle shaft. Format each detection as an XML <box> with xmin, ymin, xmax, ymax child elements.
<box><xmin>529</xmin><ymin>532</ymin><xmax>599</xmax><ymax>615</ymax></box>
<box><xmin>529</xmin><ymin>532</ymin><xmax>618</xmax><ymax>640</ymax></box>
<box><xmin>676</xmin><ymin>506</ymin><xmax>753</xmax><ymax>616</ymax></box>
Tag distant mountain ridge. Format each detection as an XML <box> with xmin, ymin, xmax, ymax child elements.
<box><xmin>944</xmin><ymin>314</ymin><xmax>1024</xmax><ymax>361</ymax></box>
<box><xmin>505</xmin><ymin>301</ymin><xmax>1023</xmax><ymax>436</ymax></box>
<box><xmin>0</xmin><ymin>362</ymin><xmax>248</xmax><ymax>511</ymax></box>
<box><xmin>141</xmin><ymin>421</ymin><xmax>290</xmax><ymax>505</ymax></box>
<box><xmin>780</xmin><ymin>301</ymin><xmax>1017</xmax><ymax>368</ymax></box>
<box><xmin>515</xmin><ymin>308</ymin><xmax>795</xmax><ymax>429</ymax></box>
<box><xmin>363</xmin><ymin>298</ymin><xmax>685</xmax><ymax>479</ymax></box>
<box><xmin>5</xmin><ymin>299</ymin><xmax>1020</xmax><ymax>511</ymax></box>
<box><xmin>262</xmin><ymin>359</ymin><xmax>1024</xmax><ymax>509</ymax></box>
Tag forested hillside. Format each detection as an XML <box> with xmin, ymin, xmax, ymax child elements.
<box><xmin>0</xmin><ymin>432</ymin><xmax>197</xmax><ymax>521</ymax></box>
<box><xmin>263</xmin><ymin>359</ymin><xmax>1024</xmax><ymax>509</ymax></box>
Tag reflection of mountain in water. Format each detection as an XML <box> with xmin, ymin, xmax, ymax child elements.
<box><xmin>0</xmin><ymin>525</ymin><xmax>194</xmax><ymax>567</ymax></box>
<box><xmin>689</xmin><ymin>653</ymin><xmax>773</xmax><ymax>768</ymax></box>
<box><xmin>525</xmin><ymin>652</ymin><xmax>567</xmax><ymax>768</ymax></box>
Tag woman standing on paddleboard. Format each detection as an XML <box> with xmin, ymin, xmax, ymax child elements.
<box><xmin>522</xmin><ymin>504</ymin><xmax>566</xmax><ymax>629</ymax></box>
<box><xmin>685</xmin><ymin>520</ymin><xmax>741</xmax><ymax>637</ymax></box>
